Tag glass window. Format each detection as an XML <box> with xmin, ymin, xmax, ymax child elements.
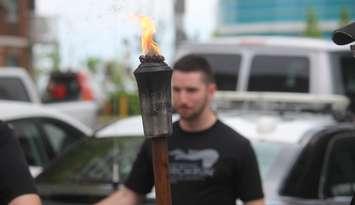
<box><xmin>331</xmin><ymin>52</ymin><xmax>355</xmax><ymax>113</ymax></box>
<box><xmin>0</xmin><ymin>77</ymin><xmax>31</xmax><ymax>102</ymax></box>
<box><xmin>248</xmin><ymin>55</ymin><xmax>310</xmax><ymax>92</ymax></box>
<box><xmin>43</xmin><ymin>72</ymin><xmax>81</xmax><ymax>102</ymax></box>
<box><xmin>280</xmin><ymin>134</ymin><xmax>329</xmax><ymax>199</ymax></box>
<box><xmin>191</xmin><ymin>53</ymin><xmax>241</xmax><ymax>90</ymax></box>
<box><xmin>324</xmin><ymin>134</ymin><xmax>355</xmax><ymax>197</ymax></box>
<box><xmin>36</xmin><ymin>137</ymin><xmax>145</xmax><ymax>184</ymax></box>
<box><xmin>9</xmin><ymin>119</ymin><xmax>51</xmax><ymax>167</ymax></box>
<box><xmin>0</xmin><ymin>0</ymin><xmax>18</xmax><ymax>23</ymax></box>
<box><xmin>40</xmin><ymin>118</ymin><xmax>84</xmax><ymax>155</ymax></box>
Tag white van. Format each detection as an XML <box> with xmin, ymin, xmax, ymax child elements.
<box><xmin>175</xmin><ymin>36</ymin><xmax>355</xmax><ymax>112</ymax></box>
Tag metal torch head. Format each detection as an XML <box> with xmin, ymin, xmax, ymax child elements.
<box><xmin>134</xmin><ymin>55</ymin><xmax>173</xmax><ymax>138</ymax></box>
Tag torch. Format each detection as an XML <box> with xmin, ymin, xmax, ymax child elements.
<box><xmin>134</xmin><ymin>16</ymin><xmax>172</xmax><ymax>205</ymax></box>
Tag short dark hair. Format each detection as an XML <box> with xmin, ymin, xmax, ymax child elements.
<box><xmin>173</xmin><ymin>54</ymin><xmax>215</xmax><ymax>83</ymax></box>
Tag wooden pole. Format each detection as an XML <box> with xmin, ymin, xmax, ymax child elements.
<box><xmin>151</xmin><ymin>136</ymin><xmax>172</xmax><ymax>205</ymax></box>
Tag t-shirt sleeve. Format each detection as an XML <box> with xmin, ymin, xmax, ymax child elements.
<box><xmin>237</xmin><ymin>140</ymin><xmax>264</xmax><ymax>202</ymax></box>
<box><xmin>0</xmin><ymin>121</ymin><xmax>37</xmax><ymax>204</ymax></box>
<box><xmin>124</xmin><ymin>139</ymin><xmax>154</xmax><ymax>195</ymax></box>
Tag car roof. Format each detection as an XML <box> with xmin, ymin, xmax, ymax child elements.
<box><xmin>178</xmin><ymin>36</ymin><xmax>349</xmax><ymax>52</ymax></box>
<box><xmin>96</xmin><ymin>112</ymin><xmax>335</xmax><ymax>144</ymax></box>
<box><xmin>0</xmin><ymin>100</ymin><xmax>92</xmax><ymax>136</ymax></box>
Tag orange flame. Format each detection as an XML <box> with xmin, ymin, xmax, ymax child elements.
<box><xmin>138</xmin><ymin>16</ymin><xmax>160</xmax><ymax>56</ymax></box>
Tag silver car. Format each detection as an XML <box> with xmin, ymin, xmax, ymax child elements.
<box><xmin>36</xmin><ymin>108</ymin><xmax>355</xmax><ymax>205</ymax></box>
<box><xmin>0</xmin><ymin>100</ymin><xmax>92</xmax><ymax>177</ymax></box>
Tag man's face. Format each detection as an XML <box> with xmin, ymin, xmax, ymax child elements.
<box><xmin>172</xmin><ymin>70</ymin><xmax>216</xmax><ymax>121</ymax></box>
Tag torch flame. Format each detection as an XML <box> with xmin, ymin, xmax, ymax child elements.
<box><xmin>139</xmin><ymin>16</ymin><xmax>160</xmax><ymax>56</ymax></box>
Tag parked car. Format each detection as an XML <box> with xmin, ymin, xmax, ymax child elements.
<box><xmin>0</xmin><ymin>67</ymin><xmax>100</xmax><ymax>127</ymax></box>
<box><xmin>0</xmin><ymin>67</ymin><xmax>41</xmax><ymax>103</ymax></box>
<box><xmin>42</xmin><ymin>70</ymin><xmax>97</xmax><ymax>103</ymax></box>
<box><xmin>0</xmin><ymin>100</ymin><xmax>92</xmax><ymax>177</ymax></box>
<box><xmin>35</xmin><ymin>92</ymin><xmax>353</xmax><ymax>205</ymax></box>
<box><xmin>175</xmin><ymin>36</ymin><xmax>355</xmax><ymax>113</ymax></box>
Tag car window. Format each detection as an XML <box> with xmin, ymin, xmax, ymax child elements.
<box><xmin>280</xmin><ymin>133</ymin><xmax>330</xmax><ymax>199</ymax></box>
<box><xmin>39</xmin><ymin>118</ymin><xmax>85</xmax><ymax>155</ymax></box>
<box><xmin>189</xmin><ymin>53</ymin><xmax>241</xmax><ymax>90</ymax></box>
<box><xmin>0</xmin><ymin>77</ymin><xmax>31</xmax><ymax>102</ymax></box>
<box><xmin>330</xmin><ymin>52</ymin><xmax>355</xmax><ymax>113</ymax></box>
<box><xmin>323</xmin><ymin>133</ymin><xmax>355</xmax><ymax>198</ymax></box>
<box><xmin>248</xmin><ymin>55</ymin><xmax>310</xmax><ymax>92</ymax></box>
<box><xmin>43</xmin><ymin>73</ymin><xmax>81</xmax><ymax>102</ymax></box>
<box><xmin>36</xmin><ymin>137</ymin><xmax>145</xmax><ymax>184</ymax></box>
<box><xmin>9</xmin><ymin>119</ymin><xmax>51</xmax><ymax>167</ymax></box>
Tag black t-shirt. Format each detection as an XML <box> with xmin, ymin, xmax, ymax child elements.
<box><xmin>0</xmin><ymin>121</ymin><xmax>37</xmax><ymax>204</ymax></box>
<box><xmin>125</xmin><ymin>120</ymin><xmax>264</xmax><ymax>205</ymax></box>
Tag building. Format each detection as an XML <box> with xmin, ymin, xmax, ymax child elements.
<box><xmin>217</xmin><ymin>0</ymin><xmax>355</xmax><ymax>37</ymax></box>
<box><xmin>0</xmin><ymin>0</ymin><xmax>34</xmax><ymax>71</ymax></box>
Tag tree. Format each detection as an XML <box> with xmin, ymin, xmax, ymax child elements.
<box><xmin>86</xmin><ymin>57</ymin><xmax>101</xmax><ymax>74</ymax></box>
<box><xmin>304</xmin><ymin>7</ymin><xmax>322</xmax><ymax>38</ymax></box>
<box><xmin>47</xmin><ymin>44</ymin><xmax>61</xmax><ymax>71</ymax></box>
<box><xmin>339</xmin><ymin>7</ymin><xmax>351</xmax><ymax>27</ymax></box>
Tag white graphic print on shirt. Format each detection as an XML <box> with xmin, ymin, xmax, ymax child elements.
<box><xmin>169</xmin><ymin>149</ymin><xmax>219</xmax><ymax>183</ymax></box>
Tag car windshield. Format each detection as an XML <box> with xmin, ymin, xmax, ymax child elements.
<box><xmin>36</xmin><ymin>136</ymin><xmax>145</xmax><ymax>184</ymax></box>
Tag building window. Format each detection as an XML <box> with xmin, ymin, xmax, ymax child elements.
<box><xmin>0</xmin><ymin>0</ymin><xmax>18</xmax><ymax>23</ymax></box>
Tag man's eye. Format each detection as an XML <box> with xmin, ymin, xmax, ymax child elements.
<box><xmin>187</xmin><ymin>88</ymin><xmax>197</xmax><ymax>92</ymax></box>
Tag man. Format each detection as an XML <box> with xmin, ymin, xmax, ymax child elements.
<box><xmin>332</xmin><ymin>22</ymin><xmax>355</xmax><ymax>205</ymax></box>
<box><xmin>0</xmin><ymin>121</ymin><xmax>42</xmax><ymax>205</ymax></box>
<box><xmin>333</xmin><ymin>22</ymin><xmax>355</xmax><ymax>205</ymax></box>
<box><xmin>96</xmin><ymin>55</ymin><xmax>265</xmax><ymax>205</ymax></box>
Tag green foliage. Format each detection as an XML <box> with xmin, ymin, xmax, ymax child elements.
<box><xmin>109</xmin><ymin>91</ymin><xmax>140</xmax><ymax>116</ymax></box>
<box><xmin>105</xmin><ymin>60</ymin><xmax>126</xmax><ymax>91</ymax></box>
<box><xmin>47</xmin><ymin>44</ymin><xmax>61</xmax><ymax>71</ymax></box>
<box><xmin>339</xmin><ymin>7</ymin><xmax>351</xmax><ymax>27</ymax></box>
<box><xmin>304</xmin><ymin>7</ymin><xmax>322</xmax><ymax>38</ymax></box>
<box><xmin>86</xmin><ymin>57</ymin><xmax>101</xmax><ymax>74</ymax></box>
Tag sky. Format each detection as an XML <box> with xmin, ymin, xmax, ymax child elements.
<box><xmin>36</xmin><ymin>0</ymin><xmax>217</xmax><ymax>68</ymax></box>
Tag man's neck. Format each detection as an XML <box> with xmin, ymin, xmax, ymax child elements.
<box><xmin>179</xmin><ymin>109</ymin><xmax>217</xmax><ymax>132</ymax></box>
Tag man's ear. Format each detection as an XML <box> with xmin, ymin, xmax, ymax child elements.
<box><xmin>207</xmin><ymin>83</ymin><xmax>217</xmax><ymax>97</ymax></box>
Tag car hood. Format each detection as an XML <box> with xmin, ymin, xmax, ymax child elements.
<box><xmin>221</xmin><ymin>112</ymin><xmax>335</xmax><ymax>143</ymax></box>
<box><xmin>97</xmin><ymin>112</ymin><xmax>335</xmax><ymax>143</ymax></box>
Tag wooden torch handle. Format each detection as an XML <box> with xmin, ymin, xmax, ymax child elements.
<box><xmin>151</xmin><ymin>136</ymin><xmax>172</xmax><ymax>205</ymax></box>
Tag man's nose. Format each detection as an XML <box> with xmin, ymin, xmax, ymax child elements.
<box><xmin>177</xmin><ymin>91</ymin><xmax>189</xmax><ymax>104</ymax></box>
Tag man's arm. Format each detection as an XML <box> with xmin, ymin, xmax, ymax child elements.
<box><xmin>245</xmin><ymin>198</ymin><xmax>265</xmax><ymax>205</ymax></box>
<box><xmin>9</xmin><ymin>194</ymin><xmax>41</xmax><ymax>205</ymax></box>
<box><xmin>95</xmin><ymin>186</ymin><xmax>144</xmax><ymax>205</ymax></box>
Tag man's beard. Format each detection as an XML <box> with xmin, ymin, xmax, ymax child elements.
<box><xmin>179</xmin><ymin>95</ymin><xmax>209</xmax><ymax>122</ymax></box>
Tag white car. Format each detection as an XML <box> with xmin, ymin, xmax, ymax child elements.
<box><xmin>35</xmin><ymin>92</ymin><xmax>354</xmax><ymax>204</ymax></box>
<box><xmin>175</xmin><ymin>36</ymin><xmax>355</xmax><ymax>114</ymax></box>
<box><xmin>0</xmin><ymin>100</ymin><xmax>92</xmax><ymax>177</ymax></box>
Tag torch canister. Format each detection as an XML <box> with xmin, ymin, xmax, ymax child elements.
<box><xmin>134</xmin><ymin>54</ymin><xmax>173</xmax><ymax>205</ymax></box>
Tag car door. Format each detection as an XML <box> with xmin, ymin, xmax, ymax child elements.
<box><xmin>321</xmin><ymin>131</ymin><xmax>355</xmax><ymax>205</ymax></box>
<box><xmin>8</xmin><ymin>117</ymin><xmax>86</xmax><ymax>169</ymax></box>
<box><xmin>8</xmin><ymin>119</ymin><xmax>53</xmax><ymax>169</ymax></box>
